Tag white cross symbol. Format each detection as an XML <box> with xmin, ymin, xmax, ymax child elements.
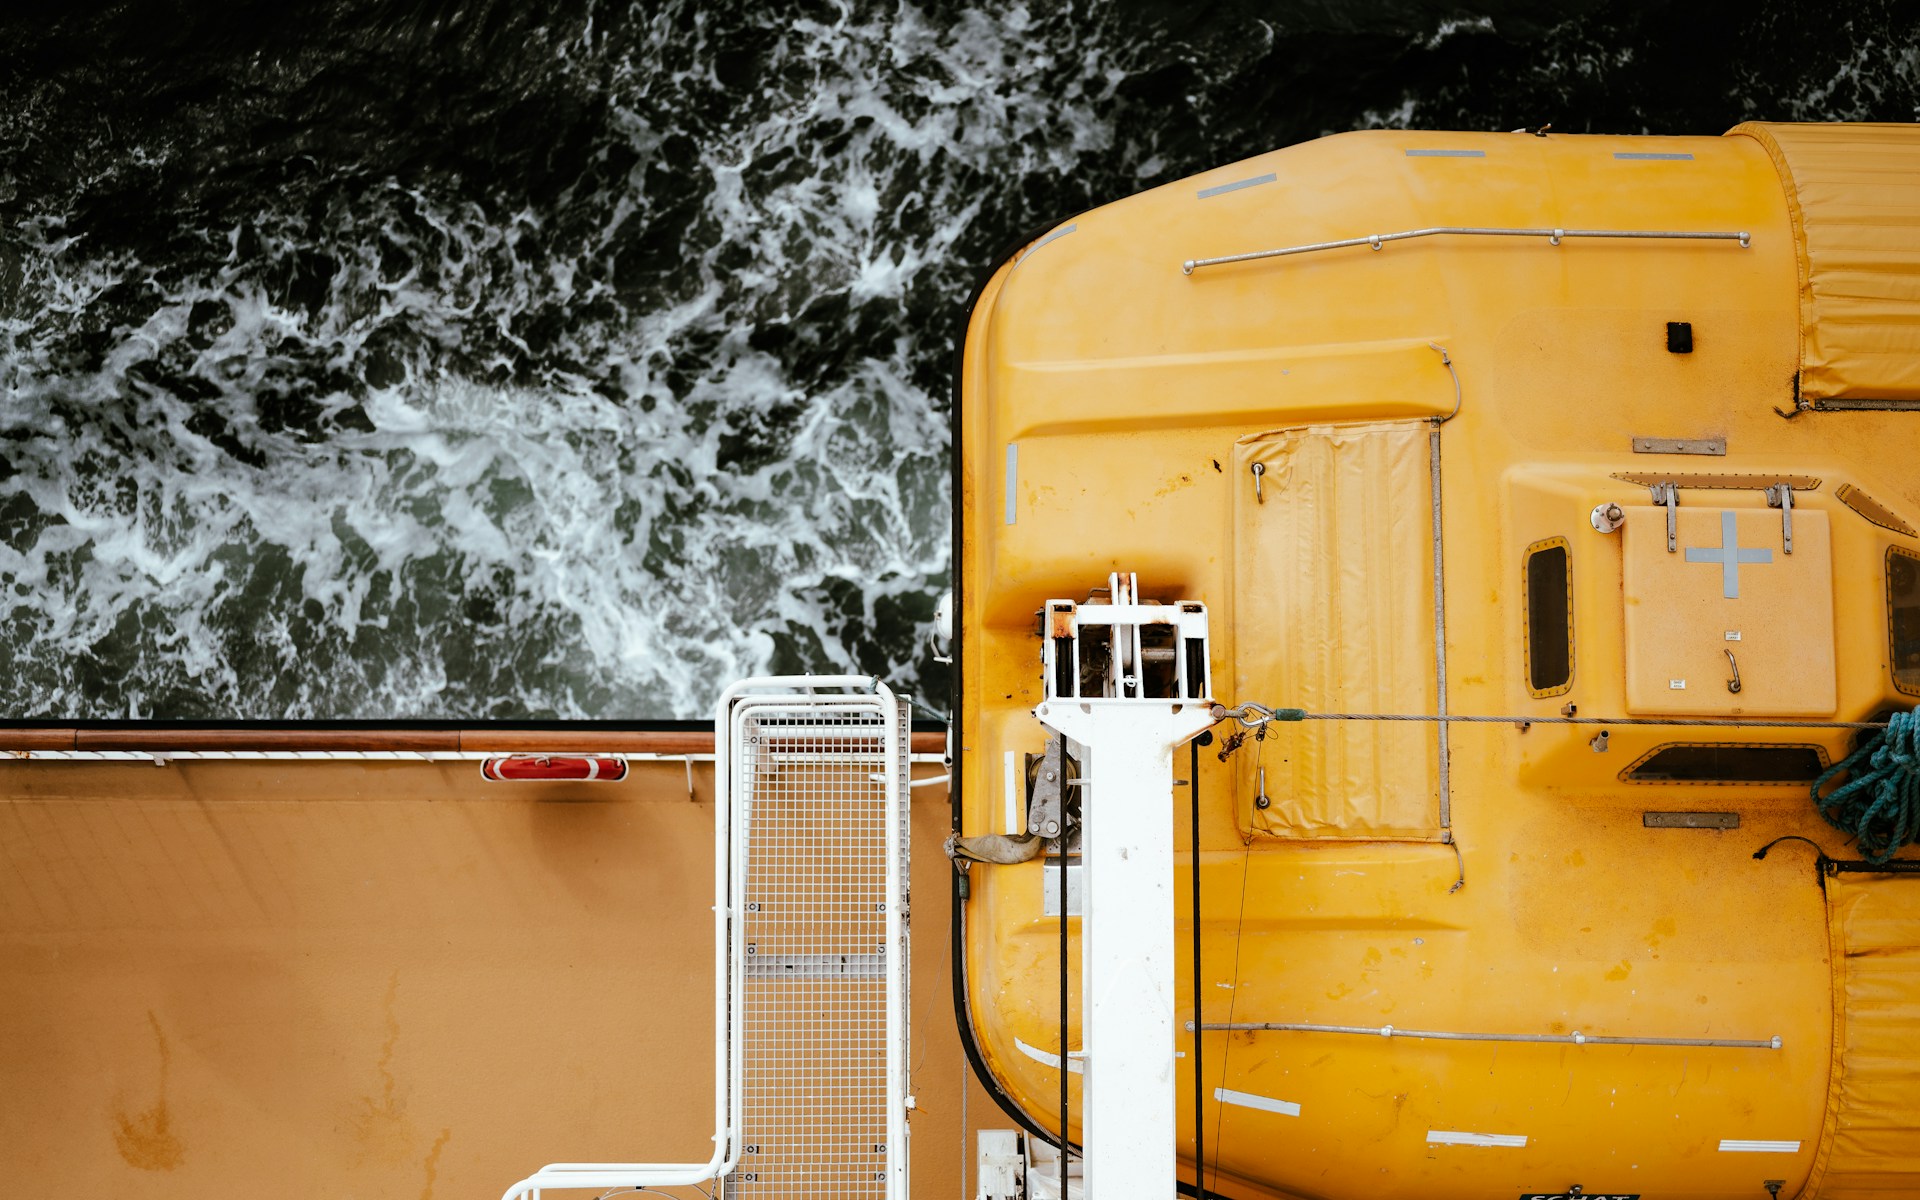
<box><xmin>1684</xmin><ymin>510</ymin><xmax>1772</xmax><ymax>598</ymax></box>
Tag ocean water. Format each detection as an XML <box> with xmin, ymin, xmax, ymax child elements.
<box><xmin>0</xmin><ymin>0</ymin><xmax>1914</xmax><ymax>720</ymax></box>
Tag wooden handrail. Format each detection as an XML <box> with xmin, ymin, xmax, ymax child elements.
<box><xmin>0</xmin><ymin>727</ymin><xmax>946</xmax><ymax>755</ymax></box>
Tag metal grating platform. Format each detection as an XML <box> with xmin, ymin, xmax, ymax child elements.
<box><xmin>496</xmin><ymin>678</ymin><xmax>909</xmax><ymax>1200</ymax></box>
<box><xmin>727</xmin><ymin>692</ymin><xmax>910</xmax><ymax>1200</ymax></box>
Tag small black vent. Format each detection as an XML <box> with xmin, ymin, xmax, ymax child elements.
<box><xmin>1624</xmin><ymin>743</ymin><xmax>1827</xmax><ymax>784</ymax></box>
<box><xmin>1666</xmin><ymin>321</ymin><xmax>1693</xmax><ymax>353</ymax></box>
<box><xmin>1524</xmin><ymin>539</ymin><xmax>1572</xmax><ymax>696</ymax></box>
<box><xmin>1891</xmin><ymin>547</ymin><xmax>1920</xmax><ymax>696</ymax></box>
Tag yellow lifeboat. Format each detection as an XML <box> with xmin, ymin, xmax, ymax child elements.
<box><xmin>951</xmin><ymin>123</ymin><xmax>1920</xmax><ymax>1200</ymax></box>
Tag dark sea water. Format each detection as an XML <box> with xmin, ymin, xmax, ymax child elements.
<box><xmin>0</xmin><ymin>0</ymin><xmax>1914</xmax><ymax>720</ymax></box>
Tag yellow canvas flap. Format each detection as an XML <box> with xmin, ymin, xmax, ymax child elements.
<box><xmin>1727</xmin><ymin>122</ymin><xmax>1920</xmax><ymax>404</ymax></box>
<box><xmin>1804</xmin><ymin>872</ymin><xmax>1920</xmax><ymax>1197</ymax></box>
<box><xmin>1230</xmin><ymin>420</ymin><xmax>1439</xmax><ymax>839</ymax></box>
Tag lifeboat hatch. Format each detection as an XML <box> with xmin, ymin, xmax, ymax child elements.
<box><xmin>1231</xmin><ymin>421</ymin><xmax>1439</xmax><ymax>837</ymax></box>
<box><xmin>1622</xmin><ymin>504</ymin><xmax>1836</xmax><ymax>716</ymax></box>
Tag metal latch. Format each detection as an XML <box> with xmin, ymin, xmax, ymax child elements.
<box><xmin>1765</xmin><ymin>483</ymin><xmax>1794</xmax><ymax>554</ymax></box>
<box><xmin>1650</xmin><ymin>482</ymin><xmax>1679</xmax><ymax>552</ymax></box>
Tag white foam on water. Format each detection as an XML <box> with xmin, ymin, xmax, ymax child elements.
<box><xmin>0</xmin><ymin>0</ymin><xmax>1136</xmax><ymax>718</ymax></box>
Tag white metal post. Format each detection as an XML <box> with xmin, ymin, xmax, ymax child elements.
<box><xmin>1035</xmin><ymin>700</ymin><xmax>1213</xmax><ymax>1200</ymax></box>
<box><xmin>1028</xmin><ymin>574</ymin><xmax>1213</xmax><ymax>1200</ymax></box>
<box><xmin>884</xmin><ymin>688</ymin><xmax>911</xmax><ymax>1200</ymax></box>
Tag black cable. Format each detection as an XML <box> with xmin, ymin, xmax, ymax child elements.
<box><xmin>1755</xmin><ymin>833</ymin><xmax>1920</xmax><ymax>878</ymax></box>
<box><xmin>1189</xmin><ymin>734</ymin><xmax>1209</xmax><ymax>1200</ymax></box>
<box><xmin>1752</xmin><ymin>834</ymin><xmax>1829</xmax><ymax>863</ymax></box>
<box><xmin>1057</xmin><ymin>736</ymin><xmax>1071</xmax><ymax>1187</ymax></box>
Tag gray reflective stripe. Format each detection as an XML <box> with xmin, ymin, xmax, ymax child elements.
<box><xmin>1213</xmin><ymin>1087</ymin><xmax>1299</xmax><ymax>1117</ymax></box>
<box><xmin>1005</xmin><ymin>443</ymin><xmax>1018</xmax><ymax>525</ymax></box>
<box><xmin>1016</xmin><ymin>223</ymin><xmax>1077</xmax><ymax>263</ymax></box>
<box><xmin>1013</xmin><ymin>1037</ymin><xmax>1085</xmax><ymax>1074</ymax></box>
<box><xmin>1405</xmin><ymin>149</ymin><xmax>1485</xmax><ymax>158</ymax></box>
<box><xmin>1197</xmin><ymin>172</ymin><xmax>1277</xmax><ymax>199</ymax></box>
<box><xmin>1683</xmin><ymin>509</ymin><xmax>1772</xmax><ymax>599</ymax></box>
<box><xmin>1428</xmin><ymin>1130</ymin><xmax>1527</xmax><ymax>1148</ymax></box>
<box><xmin>1718</xmin><ymin>1140</ymin><xmax>1800</xmax><ymax>1153</ymax></box>
<box><xmin>1615</xmin><ymin>151</ymin><xmax>1694</xmax><ymax>160</ymax></box>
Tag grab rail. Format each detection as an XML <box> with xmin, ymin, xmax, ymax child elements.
<box><xmin>1188</xmin><ymin>1019</ymin><xmax>1780</xmax><ymax>1050</ymax></box>
<box><xmin>1182</xmin><ymin>225</ymin><xmax>1751</xmax><ymax>275</ymax></box>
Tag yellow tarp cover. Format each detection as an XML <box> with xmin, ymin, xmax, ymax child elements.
<box><xmin>1231</xmin><ymin>421</ymin><xmax>1438</xmax><ymax>839</ymax></box>
<box><xmin>1808</xmin><ymin>872</ymin><xmax>1920</xmax><ymax>1196</ymax></box>
<box><xmin>1727</xmin><ymin>122</ymin><xmax>1920</xmax><ymax>404</ymax></box>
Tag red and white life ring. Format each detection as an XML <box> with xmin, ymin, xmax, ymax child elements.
<box><xmin>479</xmin><ymin>755</ymin><xmax>629</xmax><ymax>782</ymax></box>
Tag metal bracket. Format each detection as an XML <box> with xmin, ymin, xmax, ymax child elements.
<box><xmin>1039</xmin><ymin>574</ymin><xmax>1212</xmax><ymax>703</ymax></box>
<box><xmin>1632</xmin><ymin>436</ymin><xmax>1726</xmax><ymax>456</ymax></box>
<box><xmin>1650</xmin><ymin>482</ymin><xmax>1679</xmax><ymax>552</ymax></box>
<box><xmin>1644</xmin><ymin>811</ymin><xmax>1740</xmax><ymax>830</ymax></box>
<box><xmin>1765</xmin><ymin>483</ymin><xmax>1795</xmax><ymax>554</ymax></box>
<box><xmin>1027</xmin><ymin>734</ymin><xmax>1068</xmax><ymax>840</ymax></box>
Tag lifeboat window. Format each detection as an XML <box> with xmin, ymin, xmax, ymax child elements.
<box><xmin>1892</xmin><ymin>547</ymin><xmax>1920</xmax><ymax>695</ymax></box>
<box><xmin>1623</xmin><ymin>743</ymin><xmax>1828</xmax><ymax>784</ymax></box>
<box><xmin>1523</xmin><ymin>537</ymin><xmax>1573</xmax><ymax>696</ymax></box>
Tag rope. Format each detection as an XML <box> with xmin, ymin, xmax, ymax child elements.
<box><xmin>1212</xmin><ymin>702</ymin><xmax>1888</xmax><ymax>732</ymax></box>
<box><xmin>1811</xmin><ymin>710</ymin><xmax>1920</xmax><ymax>865</ymax></box>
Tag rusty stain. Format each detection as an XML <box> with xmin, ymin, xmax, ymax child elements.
<box><xmin>1215</xmin><ymin>731</ymin><xmax>1247</xmax><ymax>762</ymax></box>
<box><xmin>111</xmin><ymin>1011</ymin><xmax>184</xmax><ymax>1171</ymax></box>
<box><xmin>420</xmin><ymin>1127</ymin><xmax>452</xmax><ymax>1200</ymax></box>
<box><xmin>353</xmin><ymin>971</ymin><xmax>418</xmax><ymax>1164</ymax></box>
<box><xmin>1047</xmin><ymin>606</ymin><xmax>1075</xmax><ymax>639</ymax></box>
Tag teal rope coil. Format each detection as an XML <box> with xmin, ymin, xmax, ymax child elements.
<box><xmin>1811</xmin><ymin>710</ymin><xmax>1920</xmax><ymax>865</ymax></box>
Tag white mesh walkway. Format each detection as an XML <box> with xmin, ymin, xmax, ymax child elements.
<box><xmin>499</xmin><ymin>676</ymin><xmax>909</xmax><ymax>1200</ymax></box>
<box><xmin>728</xmin><ymin>692</ymin><xmax>910</xmax><ymax>1200</ymax></box>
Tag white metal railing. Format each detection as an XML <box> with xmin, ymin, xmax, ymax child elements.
<box><xmin>499</xmin><ymin>676</ymin><xmax>909</xmax><ymax>1200</ymax></box>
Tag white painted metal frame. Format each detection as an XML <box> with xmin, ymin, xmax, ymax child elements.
<box><xmin>1034</xmin><ymin>575</ymin><xmax>1214</xmax><ymax>1200</ymax></box>
<box><xmin>727</xmin><ymin>686</ymin><xmax>909</xmax><ymax>1200</ymax></box>
<box><xmin>499</xmin><ymin>675</ymin><xmax>909</xmax><ymax>1200</ymax></box>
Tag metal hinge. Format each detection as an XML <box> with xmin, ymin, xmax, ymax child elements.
<box><xmin>1649</xmin><ymin>482</ymin><xmax>1679</xmax><ymax>552</ymax></box>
